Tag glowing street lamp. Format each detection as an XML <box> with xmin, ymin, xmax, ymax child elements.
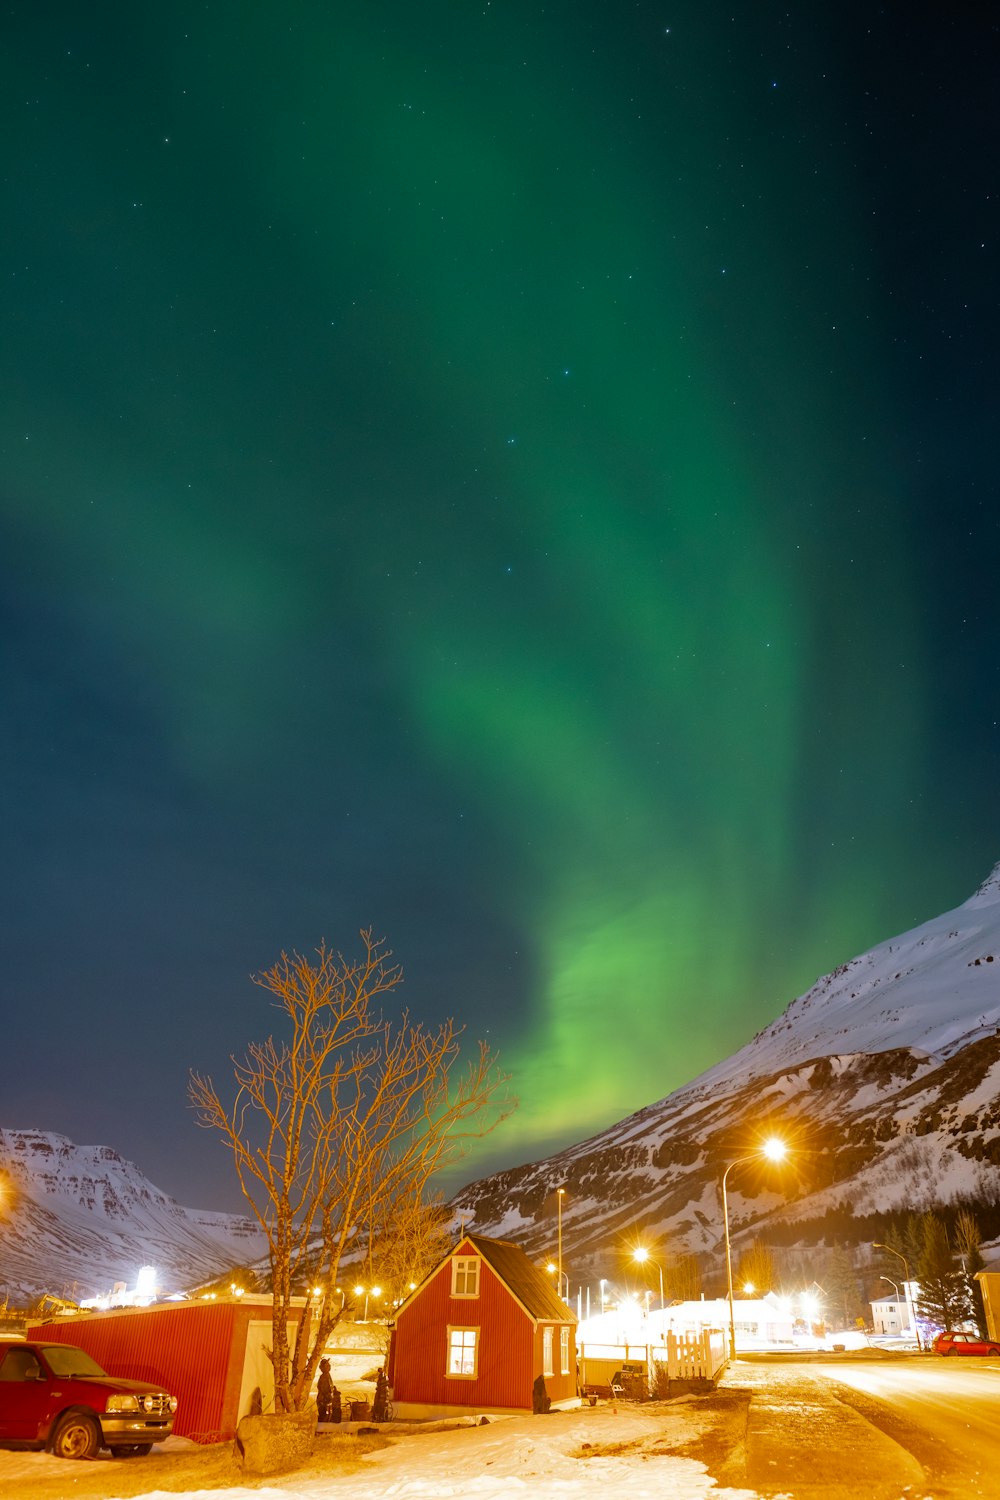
<box><xmin>546</xmin><ymin>1261</ymin><xmax>569</xmax><ymax>1299</ymax></box>
<box><xmin>722</xmin><ymin>1137</ymin><xmax>787</xmax><ymax>1361</ymax></box>
<box><xmin>353</xmin><ymin>1284</ymin><xmax>382</xmax><ymax>1321</ymax></box>
<box><xmin>600</xmin><ymin>1278</ymin><xmax>607</xmax><ymax>1314</ymax></box>
<box><xmin>873</xmin><ymin>1243</ymin><xmax>921</xmax><ymax>1350</ymax></box>
<box><xmin>632</xmin><ymin>1247</ymin><xmax>665</xmax><ymax>1310</ymax></box>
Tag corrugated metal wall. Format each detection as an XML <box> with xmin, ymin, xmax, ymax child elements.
<box><xmin>393</xmin><ymin>1253</ymin><xmax>575</xmax><ymax>1410</ymax></box>
<box><xmin>29</xmin><ymin>1302</ymin><xmax>241</xmax><ymax>1441</ymax></box>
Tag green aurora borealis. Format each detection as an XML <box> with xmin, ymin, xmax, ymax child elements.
<box><xmin>2</xmin><ymin>4</ymin><xmax>997</xmax><ymax>1202</ymax></box>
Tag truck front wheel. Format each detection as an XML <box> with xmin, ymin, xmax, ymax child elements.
<box><xmin>51</xmin><ymin>1411</ymin><xmax>102</xmax><ymax>1459</ymax></box>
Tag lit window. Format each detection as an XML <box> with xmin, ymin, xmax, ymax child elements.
<box><xmin>560</xmin><ymin>1326</ymin><xmax>570</xmax><ymax>1375</ymax></box>
<box><xmin>451</xmin><ymin>1256</ymin><xmax>480</xmax><ymax>1297</ymax></box>
<box><xmin>447</xmin><ymin>1326</ymin><xmax>479</xmax><ymax>1377</ymax></box>
<box><xmin>543</xmin><ymin>1326</ymin><xmax>554</xmax><ymax>1376</ymax></box>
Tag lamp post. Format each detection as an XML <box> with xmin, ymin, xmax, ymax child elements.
<box><xmin>547</xmin><ymin>1262</ymin><xmax>569</xmax><ymax>1300</ymax></box>
<box><xmin>600</xmin><ymin>1278</ymin><xmax>607</xmax><ymax>1314</ymax></box>
<box><xmin>874</xmin><ymin>1243</ymin><xmax>921</xmax><ymax>1350</ymax></box>
<box><xmin>353</xmin><ymin>1284</ymin><xmax>381</xmax><ymax>1322</ymax></box>
<box><xmin>557</xmin><ymin>1188</ymin><xmax>565</xmax><ymax>1297</ymax></box>
<box><xmin>632</xmin><ymin>1247</ymin><xmax>665</xmax><ymax>1310</ymax></box>
<box><xmin>722</xmin><ymin>1138</ymin><xmax>787</xmax><ymax>1361</ymax></box>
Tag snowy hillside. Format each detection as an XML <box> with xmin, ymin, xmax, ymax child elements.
<box><xmin>454</xmin><ymin>862</ymin><xmax>1000</xmax><ymax>1268</ymax></box>
<box><xmin>7</xmin><ymin>865</ymin><xmax>1000</xmax><ymax>1299</ymax></box>
<box><xmin>689</xmin><ymin>859</ymin><xmax>1000</xmax><ymax>1095</ymax></box>
<box><xmin>0</xmin><ymin>1130</ymin><xmax>266</xmax><ymax>1303</ymax></box>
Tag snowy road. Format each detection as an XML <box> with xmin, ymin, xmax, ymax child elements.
<box><xmin>811</xmin><ymin>1354</ymin><xmax>1000</xmax><ymax>1499</ymax></box>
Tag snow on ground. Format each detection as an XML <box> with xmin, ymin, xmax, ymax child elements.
<box><xmin>0</xmin><ymin>1401</ymin><xmax>757</xmax><ymax>1500</ymax></box>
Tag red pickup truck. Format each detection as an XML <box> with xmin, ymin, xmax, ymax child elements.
<box><xmin>0</xmin><ymin>1340</ymin><xmax>178</xmax><ymax>1459</ymax></box>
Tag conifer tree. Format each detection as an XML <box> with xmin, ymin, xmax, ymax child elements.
<box><xmin>915</xmin><ymin>1214</ymin><xmax>966</xmax><ymax>1332</ymax></box>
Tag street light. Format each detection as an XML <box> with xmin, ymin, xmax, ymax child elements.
<box><xmin>879</xmin><ymin>1275</ymin><xmax>900</xmax><ymax>1299</ymax></box>
<box><xmin>632</xmin><ymin>1247</ymin><xmax>665</xmax><ymax>1310</ymax></box>
<box><xmin>873</xmin><ymin>1244</ymin><xmax>921</xmax><ymax>1350</ymax></box>
<box><xmin>353</xmin><ymin>1284</ymin><xmax>382</xmax><ymax>1322</ymax></box>
<box><xmin>600</xmin><ymin>1278</ymin><xmax>607</xmax><ymax>1314</ymax></box>
<box><xmin>557</xmin><ymin>1188</ymin><xmax>565</xmax><ymax>1297</ymax></box>
<box><xmin>546</xmin><ymin>1261</ymin><xmax>569</xmax><ymax>1299</ymax></box>
<box><xmin>722</xmin><ymin>1137</ymin><xmax>787</xmax><ymax>1361</ymax></box>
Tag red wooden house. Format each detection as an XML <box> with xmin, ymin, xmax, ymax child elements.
<box><xmin>387</xmin><ymin>1233</ymin><xmax>577</xmax><ymax>1418</ymax></box>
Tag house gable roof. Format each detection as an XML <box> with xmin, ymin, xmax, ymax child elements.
<box><xmin>462</xmin><ymin>1233</ymin><xmax>576</xmax><ymax>1323</ymax></box>
<box><xmin>392</xmin><ymin>1232</ymin><xmax>577</xmax><ymax>1325</ymax></box>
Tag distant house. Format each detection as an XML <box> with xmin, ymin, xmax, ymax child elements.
<box><xmin>387</xmin><ymin>1234</ymin><xmax>577</xmax><ymax>1418</ymax></box>
<box><xmin>870</xmin><ymin>1296</ymin><xmax>911</xmax><ymax>1335</ymax></box>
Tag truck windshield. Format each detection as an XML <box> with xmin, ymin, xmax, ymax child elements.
<box><xmin>42</xmin><ymin>1345</ymin><xmax>107</xmax><ymax>1378</ymax></box>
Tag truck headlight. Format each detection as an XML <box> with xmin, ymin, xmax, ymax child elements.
<box><xmin>106</xmin><ymin>1395</ymin><xmax>140</xmax><ymax>1413</ymax></box>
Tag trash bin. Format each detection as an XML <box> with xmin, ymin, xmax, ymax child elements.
<box><xmin>350</xmin><ymin>1400</ymin><xmax>371</xmax><ymax>1421</ymax></box>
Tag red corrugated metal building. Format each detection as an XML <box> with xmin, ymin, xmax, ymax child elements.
<box><xmin>388</xmin><ymin>1234</ymin><xmax>577</xmax><ymax>1417</ymax></box>
<box><xmin>29</xmin><ymin>1296</ymin><xmax>306</xmax><ymax>1442</ymax></box>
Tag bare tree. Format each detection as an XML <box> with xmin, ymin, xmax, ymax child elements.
<box><xmin>735</xmin><ymin>1238</ymin><xmax>777</xmax><ymax>1296</ymax></box>
<box><xmin>365</xmin><ymin>1193</ymin><xmax>454</xmax><ymax>1307</ymax></box>
<box><xmin>954</xmin><ymin>1208</ymin><xmax>987</xmax><ymax>1336</ymax></box>
<box><xmin>663</xmin><ymin>1251</ymin><xmax>702</xmax><ymax>1302</ymax></box>
<box><xmin>189</xmin><ymin>932</ymin><xmax>513</xmax><ymax>1414</ymax></box>
<box><xmin>359</xmin><ymin>1193</ymin><xmax>455</xmax><ymax>1359</ymax></box>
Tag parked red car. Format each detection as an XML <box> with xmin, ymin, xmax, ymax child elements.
<box><xmin>0</xmin><ymin>1340</ymin><xmax>177</xmax><ymax>1458</ymax></box>
<box><xmin>932</xmin><ymin>1331</ymin><xmax>1000</xmax><ymax>1356</ymax></box>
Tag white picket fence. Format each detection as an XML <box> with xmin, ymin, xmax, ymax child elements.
<box><xmin>652</xmin><ymin>1327</ymin><xmax>727</xmax><ymax>1381</ymax></box>
<box><xmin>579</xmin><ymin>1327</ymin><xmax>726</xmax><ymax>1390</ymax></box>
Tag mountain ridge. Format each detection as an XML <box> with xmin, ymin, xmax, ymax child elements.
<box><xmin>0</xmin><ymin>1128</ymin><xmax>266</xmax><ymax>1303</ymax></box>
<box><xmin>452</xmin><ymin>862</ymin><xmax>1000</xmax><ymax>1269</ymax></box>
<box><xmin>5</xmin><ymin>863</ymin><xmax>1000</xmax><ymax>1297</ymax></box>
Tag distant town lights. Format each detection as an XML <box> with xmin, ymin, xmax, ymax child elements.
<box><xmin>135</xmin><ymin>1266</ymin><xmax>157</xmax><ymax>1298</ymax></box>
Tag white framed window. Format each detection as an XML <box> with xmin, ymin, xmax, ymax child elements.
<box><xmin>450</xmin><ymin>1255</ymin><xmax>480</xmax><ymax>1297</ymax></box>
<box><xmin>542</xmin><ymin>1326</ymin><xmax>554</xmax><ymax>1376</ymax></box>
<box><xmin>446</xmin><ymin>1326</ymin><xmax>479</xmax><ymax>1378</ymax></box>
<box><xmin>560</xmin><ymin>1326</ymin><xmax>570</xmax><ymax>1375</ymax></box>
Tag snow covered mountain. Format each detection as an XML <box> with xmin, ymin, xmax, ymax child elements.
<box><xmin>0</xmin><ymin>1130</ymin><xmax>266</xmax><ymax>1304</ymax></box>
<box><xmin>453</xmin><ymin>862</ymin><xmax>1000</xmax><ymax>1270</ymax></box>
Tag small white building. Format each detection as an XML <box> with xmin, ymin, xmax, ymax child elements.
<box><xmin>650</xmin><ymin>1293</ymin><xmax>796</xmax><ymax>1348</ymax></box>
<box><xmin>870</xmin><ymin>1295</ymin><xmax>911</xmax><ymax>1334</ymax></box>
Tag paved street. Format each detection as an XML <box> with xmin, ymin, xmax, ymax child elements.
<box><xmin>723</xmin><ymin>1353</ymin><xmax>1000</xmax><ymax>1499</ymax></box>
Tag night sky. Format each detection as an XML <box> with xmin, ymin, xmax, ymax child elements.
<box><xmin>3</xmin><ymin>3</ymin><xmax>998</xmax><ymax>1213</ymax></box>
